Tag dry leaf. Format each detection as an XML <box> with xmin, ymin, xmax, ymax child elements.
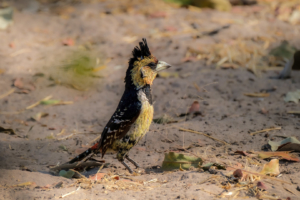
<box><xmin>13</xmin><ymin>77</ymin><xmax>35</xmax><ymax>92</ymax></box>
<box><xmin>269</xmin><ymin>137</ymin><xmax>300</xmax><ymax>152</ymax></box>
<box><xmin>260</xmin><ymin>159</ymin><xmax>280</xmax><ymax>176</ymax></box>
<box><xmin>162</xmin><ymin>152</ymin><xmax>203</xmax><ymax>171</ymax></box>
<box><xmin>258</xmin><ymin>151</ymin><xmax>299</xmax><ymax>162</ymax></box>
<box><xmin>284</xmin><ymin>90</ymin><xmax>300</xmax><ymax>103</ymax></box>
<box><xmin>235</xmin><ymin>150</ymin><xmax>299</xmax><ymax>162</ymax></box>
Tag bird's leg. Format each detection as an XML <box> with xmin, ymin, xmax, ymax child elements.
<box><xmin>120</xmin><ymin>161</ymin><xmax>133</xmax><ymax>174</ymax></box>
<box><xmin>125</xmin><ymin>155</ymin><xmax>140</xmax><ymax>168</ymax></box>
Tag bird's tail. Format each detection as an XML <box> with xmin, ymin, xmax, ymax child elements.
<box><xmin>68</xmin><ymin>142</ymin><xmax>99</xmax><ymax>164</ymax></box>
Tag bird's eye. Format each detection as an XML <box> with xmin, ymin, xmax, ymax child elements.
<box><xmin>148</xmin><ymin>62</ymin><xmax>156</xmax><ymax>69</ymax></box>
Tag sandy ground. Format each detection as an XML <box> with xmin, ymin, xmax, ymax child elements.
<box><xmin>0</xmin><ymin>0</ymin><xmax>300</xmax><ymax>199</ymax></box>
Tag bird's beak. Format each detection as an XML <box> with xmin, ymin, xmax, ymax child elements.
<box><xmin>156</xmin><ymin>61</ymin><xmax>171</xmax><ymax>72</ymax></box>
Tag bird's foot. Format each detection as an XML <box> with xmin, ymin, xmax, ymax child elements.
<box><xmin>125</xmin><ymin>155</ymin><xmax>140</xmax><ymax>169</ymax></box>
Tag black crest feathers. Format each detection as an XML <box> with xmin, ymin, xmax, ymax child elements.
<box><xmin>125</xmin><ymin>38</ymin><xmax>152</xmax><ymax>88</ymax></box>
<box><xmin>132</xmin><ymin>38</ymin><xmax>151</xmax><ymax>59</ymax></box>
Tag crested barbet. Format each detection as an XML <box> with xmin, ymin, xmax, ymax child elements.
<box><xmin>68</xmin><ymin>38</ymin><xmax>171</xmax><ymax>173</ymax></box>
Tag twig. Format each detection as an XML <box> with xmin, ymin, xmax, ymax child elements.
<box><xmin>179</xmin><ymin>128</ymin><xmax>229</xmax><ymax>145</ymax></box>
<box><xmin>60</xmin><ymin>186</ymin><xmax>80</xmax><ymax>198</ymax></box>
<box><xmin>0</xmin><ymin>89</ymin><xmax>15</xmax><ymax>100</ymax></box>
<box><xmin>0</xmin><ymin>95</ymin><xmax>54</xmax><ymax>114</ymax></box>
<box><xmin>50</xmin><ymin>161</ymin><xmax>104</xmax><ymax>171</ymax></box>
<box><xmin>244</xmin><ymin>93</ymin><xmax>269</xmax><ymax>97</ymax></box>
<box><xmin>56</xmin><ymin>132</ymin><xmax>77</xmax><ymax>140</ymax></box>
<box><xmin>70</xmin><ymin>169</ymin><xmax>87</xmax><ymax>179</ymax></box>
<box><xmin>26</xmin><ymin>95</ymin><xmax>52</xmax><ymax>109</ymax></box>
<box><xmin>95</xmin><ymin>164</ymin><xmax>105</xmax><ymax>181</ymax></box>
<box><xmin>250</xmin><ymin>127</ymin><xmax>281</xmax><ymax>136</ymax></box>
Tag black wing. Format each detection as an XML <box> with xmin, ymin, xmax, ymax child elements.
<box><xmin>98</xmin><ymin>91</ymin><xmax>141</xmax><ymax>157</ymax></box>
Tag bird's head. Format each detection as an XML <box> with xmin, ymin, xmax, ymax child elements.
<box><xmin>125</xmin><ymin>38</ymin><xmax>171</xmax><ymax>89</ymax></box>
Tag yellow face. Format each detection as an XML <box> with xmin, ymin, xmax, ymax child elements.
<box><xmin>130</xmin><ymin>56</ymin><xmax>171</xmax><ymax>89</ymax></box>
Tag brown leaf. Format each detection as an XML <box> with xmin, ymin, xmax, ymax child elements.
<box><xmin>14</xmin><ymin>77</ymin><xmax>23</xmax><ymax>88</ymax></box>
<box><xmin>258</xmin><ymin>151</ymin><xmax>299</xmax><ymax>162</ymax></box>
<box><xmin>13</xmin><ymin>77</ymin><xmax>35</xmax><ymax>91</ymax></box>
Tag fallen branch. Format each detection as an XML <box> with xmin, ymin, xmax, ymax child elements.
<box><xmin>250</xmin><ymin>127</ymin><xmax>281</xmax><ymax>136</ymax></box>
<box><xmin>179</xmin><ymin>128</ymin><xmax>229</xmax><ymax>145</ymax></box>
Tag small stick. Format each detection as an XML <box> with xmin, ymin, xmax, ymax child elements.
<box><xmin>250</xmin><ymin>127</ymin><xmax>281</xmax><ymax>136</ymax></box>
<box><xmin>50</xmin><ymin>161</ymin><xmax>104</xmax><ymax>171</ymax></box>
<box><xmin>60</xmin><ymin>186</ymin><xmax>80</xmax><ymax>198</ymax></box>
<box><xmin>193</xmin><ymin>82</ymin><xmax>201</xmax><ymax>92</ymax></box>
<box><xmin>0</xmin><ymin>89</ymin><xmax>15</xmax><ymax>100</ymax></box>
<box><xmin>26</xmin><ymin>95</ymin><xmax>52</xmax><ymax>110</ymax></box>
<box><xmin>287</xmin><ymin>111</ymin><xmax>300</xmax><ymax>114</ymax></box>
<box><xmin>179</xmin><ymin>128</ymin><xmax>229</xmax><ymax>145</ymax></box>
<box><xmin>95</xmin><ymin>164</ymin><xmax>105</xmax><ymax>181</ymax></box>
<box><xmin>244</xmin><ymin>93</ymin><xmax>269</xmax><ymax>97</ymax></box>
<box><xmin>56</xmin><ymin>132</ymin><xmax>77</xmax><ymax>140</ymax></box>
<box><xmin>70</xmin><ymin>169</ymin><xmax>87</xmax><ymax>179</ymax></box>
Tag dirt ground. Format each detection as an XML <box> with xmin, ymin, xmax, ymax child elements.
<box><xmin>0</xmin><ymin>0</ymin><xmax>300</xmax><ymax>199</ymax></box>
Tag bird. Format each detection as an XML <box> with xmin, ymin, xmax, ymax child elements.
<box><xmin>68</xmin><ymin>38</ymin><xmax>171</xmax><ymax>173</ymax></box>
